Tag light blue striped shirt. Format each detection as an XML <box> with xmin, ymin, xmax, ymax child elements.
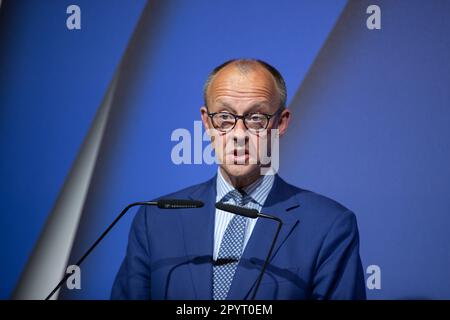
<box><xmin>214</xmin><ymin>168</ymin><xmax>275</xmax><ymax>261</ymax></box>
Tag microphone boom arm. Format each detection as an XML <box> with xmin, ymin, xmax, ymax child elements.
<box><xmin>45</xmin><ymin>199</ymin><xmax>202</xmax><ymax>300</ymax></box>
<box><xmin>45</xmin><ymin>201</ymin><xmax>152</xmax><ymax>300</ymax></box>
<box><xmin>250</xmin><ymin>214</ymin><xmax>282</xmax><ymax>300</ymax></box>
<box><xmin>215</xmin><ymin>201</ymin><xmax>284</xmax><ymax>300</ymax></box>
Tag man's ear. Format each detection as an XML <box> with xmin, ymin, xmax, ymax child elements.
<box><xmin>200</xmin><ymin>106</ymin><xmax>211</xmax><ymax>131</ymax></box>
<box><xmin>277</xmin><ymin>108</ymin><xmax>291</xmax><ymax>137</ymax></box>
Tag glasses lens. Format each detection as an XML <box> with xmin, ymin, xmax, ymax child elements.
<box><xmin>245</xmin><ymin>113</ymin><xmax>268</xmax><ymax>131</ymax></box>
<box><xmin>212</xmin><ymin>112</ymin><xmax>235</xmax><ymax>131</ymax></box>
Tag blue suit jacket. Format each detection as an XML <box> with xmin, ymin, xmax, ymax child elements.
<box><xmin>111</xmin><ymin>174</ymin><xmax>366</xmax><ymax>300</ymax></box>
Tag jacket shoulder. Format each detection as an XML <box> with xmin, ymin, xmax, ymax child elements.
<box><xmin>154</xmin><ymin>176</ymin><xmax>215</xmax><ymax>200</ymax></box>
<box><xmin>278</xmin><ymin>176</ymin><xmax>355</xmax><ymax>224</ymax></box>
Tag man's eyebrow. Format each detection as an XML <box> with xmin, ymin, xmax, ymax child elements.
<box><xmin>214</xmin><ymin>101</ymin><xmax>236</xmax><ymax>112</ymax></box>
<box><xmin>246</xmin><ymin>102</ymin><xmax>272</xmax><ymax>113</ymax></box>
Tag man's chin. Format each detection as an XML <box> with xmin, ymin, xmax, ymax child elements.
<box><xmin>220</xmin><ymin>163</ymin><xmax>261</xmax><ymax>179</ymax></box>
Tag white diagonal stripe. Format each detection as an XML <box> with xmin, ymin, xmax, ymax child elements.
<box><xmin>12</xmin><ymin>72</ymin><xmax>119</xmax><ymax>300</ymax></box>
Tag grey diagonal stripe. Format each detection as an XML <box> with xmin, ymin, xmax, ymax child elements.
<box><xmin>11</xmin><ymin>71</ymin><xmax>119</xmax><ymax>300</ymax></box>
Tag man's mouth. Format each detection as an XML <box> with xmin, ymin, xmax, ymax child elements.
<box><xmin>226</xmin><ymin>148</ymin><xmax>250</xmax><ymax>164</ymax></box>
<box><xmin>233</xmin><ymin>149</ymin><xmax>248</xmax><ymax>156</ymax></box>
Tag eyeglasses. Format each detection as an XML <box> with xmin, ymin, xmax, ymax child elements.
<box><xmin>207</xmin><ymin>108</ymin><xmax>283</xmax><ymax>133</ymax></box>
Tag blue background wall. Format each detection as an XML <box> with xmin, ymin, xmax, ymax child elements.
<box><xmin>281</xmin><ymin>0</ymin><xmax>450</xmax><ymax>299</ymax></box>
<box><xmin>0</xmin><ymin>0</ymin><xmax>146</xmax><ymax>298</ymax></box>
<box><xmin>1</xmin><ymin>0</ymin><xmax>449</xmax><ymax>299</ymax></box>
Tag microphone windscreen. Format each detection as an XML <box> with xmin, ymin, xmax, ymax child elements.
<box><xmin>157</xmin><ymin>199</ymin><xmax>204</xmax><ymax>209</ymax></box>
<box><xmin>215</xmin><ymin>202</ymin><xmax>259</xmax><ymax>219</ymax></box>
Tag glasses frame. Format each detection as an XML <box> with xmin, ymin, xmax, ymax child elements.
<box><xmin>207</xmin><ymin>107</ymin><xmax>283</xmax><ymax>133</ymax></box>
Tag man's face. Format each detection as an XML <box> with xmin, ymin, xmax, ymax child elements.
<box><xmin>201</xmin><ymin>64</ymin><xmax>289</xmax><ymax>181</ymax></box>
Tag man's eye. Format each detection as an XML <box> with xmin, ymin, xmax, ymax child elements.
<box><xmin>248</xmin><ymin>114</ymin><xmax>264</xmax><ymax>122</ymax></box>
<box><xmin>219</xmin><ymin>114</ymin><xmax>233</xmax><ymax>120</ymax></box>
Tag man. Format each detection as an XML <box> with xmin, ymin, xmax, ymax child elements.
<box><xmin>111</xmin><ymin>59</ymin><xmax>366</xmax><ymax>300</ymax></box>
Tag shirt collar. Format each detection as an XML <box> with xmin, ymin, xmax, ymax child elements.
<box><xmin>216</xmin><ymin>167</ymin><xmax>275</xmax><ymax>207</ymax></box>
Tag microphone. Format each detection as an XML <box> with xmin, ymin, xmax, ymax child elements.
<box><xmin>215</xmin><ymin>202</ymin><xmax>259</xmax><ymax>218</ymax></box>
<box><xmin>214</xmin><ymin>202</ymin><xmax>283</xmax><ymax>300</ymax></box>
<box><xmin>156</xmin><ymin>199</ymin><xmax>204</xmax><ymax>209</ymax></box>
<box><xmin>45</xmin><ymin>199</ymin><xmax>203</xmax><ymax>300</ymax></box>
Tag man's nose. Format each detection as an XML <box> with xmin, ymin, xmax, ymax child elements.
<box><xmin>234</xmin><ymin>116</ymin><xmax>247</xmax><ymax>132</ymax></box>
<box><xmin>232</xmin><ymin>118</ymin><xmax>249</xmax><ymax>145</ymax></box>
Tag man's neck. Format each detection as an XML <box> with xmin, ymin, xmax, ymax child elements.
<box><xmin>219</xmin><ymin>167</ymin><xmax>263</xmax><ymax>190</ymax></box>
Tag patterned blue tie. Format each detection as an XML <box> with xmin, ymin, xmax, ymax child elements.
<box><xmin>213</xmin><ymin>190</ymin><xmax>249</xmax><ymax>300</ymax></box>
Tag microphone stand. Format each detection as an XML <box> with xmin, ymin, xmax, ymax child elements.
<box><xmin>45</xmin><ymin>201</ymin><xmax>154</xmax><ymax>300</ymax></box>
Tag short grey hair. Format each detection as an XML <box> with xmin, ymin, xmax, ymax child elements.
<box><xmin>203</xmin><ymin>59</ymin><xmax>287</xmax><ymax>109</ymax></box>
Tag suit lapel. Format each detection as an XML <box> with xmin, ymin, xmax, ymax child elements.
<box><xmin>180</xmin><ymin>176</ymin><xmax>216</xmax><ymax>299</ymax></box>
<box><xmin>226</xmin><ymin>175</ymin><xmax>300</xmax><ymax>300</ymax></box>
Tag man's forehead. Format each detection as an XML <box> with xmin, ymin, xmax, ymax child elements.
<box><xmin>208</xmin><ymin>65</ymin><xmax>277</xmax><ymax>98</ymax></box>
<box><xmin>215</xmin><ymin>98</ymin><xmax>271</xmax><ymax>105</ymax></box>
<box><xmin>212</xmin><ymin>62</ymin><xmax>274</xmax><ymax>85</ymax></box>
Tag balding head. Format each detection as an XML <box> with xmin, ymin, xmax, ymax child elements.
<box><xmin>203</xmin><ymin>59</ymin><xmax>287</xmax><ymax>110</ymax></box>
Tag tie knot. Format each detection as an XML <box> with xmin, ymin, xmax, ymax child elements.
<box><xmin>225</xmin><ymin>189</ymin><xmax>248</xmax><ymax>206</ymax></box>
